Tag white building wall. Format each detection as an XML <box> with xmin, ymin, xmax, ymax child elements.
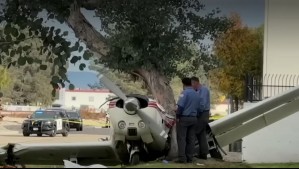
<box><xmin>57</xmin><ymin>89</ymin><xmax>115</xmax><ymax>111</ymax></box>
<box><xmin>263</xmin><ymin>0</ymin><xmax>299</xmax><ymax>76</ymax></box>
<box><xmin>242</xmin><ymin>0</ymin><xmax>299</xmax><ymax>163</ymax></box>
<box><xmin>242</xmin><ymin>103</ymin><xmax>299</xmax><ymax>163</ymax></box>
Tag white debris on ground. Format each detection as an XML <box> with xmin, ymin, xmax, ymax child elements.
<box><xmin>63</xmin><ymin>160</ymin><xmax>107</xmax><ymax>168</ymax></box>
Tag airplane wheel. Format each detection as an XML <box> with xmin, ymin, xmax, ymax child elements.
<box><xmin>130</xmin><ymin>153</ymin><xmax>140</xmax><ymax>165</ymax></box>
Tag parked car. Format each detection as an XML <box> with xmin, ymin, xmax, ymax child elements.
<box><xmin>22</xmin><ymin>110</ymin><xmax>70</xmax><ymax>137</ymax></box>
<box><xmin>66</xmin><ymin>110</ymin><xmax>83</xmax><ymax>131</ymax></box>
<box><xmin>46</xmin><ymin>107</ymin><xmax>70</xmax><ymax>132</ymax></box>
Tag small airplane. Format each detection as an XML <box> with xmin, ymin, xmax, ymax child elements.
<box><xmin>0</xmin><ymin>75</ymin><xmax>217</xmax><ymax>167</ymax></box>
<box><xmin>0</xmin><ymin>74</ymin><xmax>225</xmax><ymax>167</ymax></box>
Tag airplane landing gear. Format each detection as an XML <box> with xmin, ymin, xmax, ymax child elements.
<box><xmin>129</xmin><ymin>145</ymin><xmax>140</xmax><ymax>165</ymax></box>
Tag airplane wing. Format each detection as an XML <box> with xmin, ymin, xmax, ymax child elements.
<box><xmin>0</xmin><ymin>141</ymin><xmax>120</xmax><ymax>166</ymax></box>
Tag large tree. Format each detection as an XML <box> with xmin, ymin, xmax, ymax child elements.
<box><xmin>1</xmin><ymin>0</ymin><xmax>231</xmax><ymax>158</ymax></box>
<box><xmin>211</xmin><ymin>14</ymin><xmax>263</xmax><ymax>111</ymax></box>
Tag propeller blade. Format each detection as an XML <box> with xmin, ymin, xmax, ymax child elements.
<box><xmin>137</xmin><ymin>109</ymin><xmax>168</xmax><ymax>143</ymax></box>
<box><xmin>98</xmin><ymin>75</ymin><xmax>128</xmax><ymax>101</ymax></box>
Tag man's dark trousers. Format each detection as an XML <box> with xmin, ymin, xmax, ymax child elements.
<box><xmin>196</xmin><ymin>110</ymin><xmax>210</xmax><ymax>158</ymax></box>
<box><xmin>177</xmin><ymin>116</ymin><xmax>197</xmax><ymax>162</ymax></box>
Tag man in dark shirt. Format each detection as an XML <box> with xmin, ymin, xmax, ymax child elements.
<box><xmin>176</xmin><ymin>77</ymin><xmax>202</xmax><ymax>163</ymax></box>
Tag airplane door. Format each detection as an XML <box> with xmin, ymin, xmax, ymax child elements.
<box><xmin>56</xmin><ymin>119</ymin><xmax>63</xmax><ymax>130</ymax></box>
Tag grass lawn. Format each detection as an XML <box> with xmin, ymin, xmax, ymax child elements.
<box><xmin>21</xmin><ymin>162</ymin><xmax>299</xmax><ymax>168</ymax></box>
<box><xmin>125</xmin><ymin>162</ymin><xmax>249</xmax><ymax>168</ymax></box>
<box><xmin>251</xmin><ymin>163</ymin><xmax>299</xmax><ymax>168</ymax></box>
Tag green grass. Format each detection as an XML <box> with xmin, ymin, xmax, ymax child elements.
<box><xmin>251</xmin><ymin>163</ymin><xmax>299</xmax><ymax>168</ymax></box>
<box><xmin>124</xmin><ymin>162</ymin><xmax>249</xmax><ymax>168</ymax></box>
<box><xmin>21</xmin><ymin>162</ymin><xmax>299</xmax><ymax>168</ymax></box>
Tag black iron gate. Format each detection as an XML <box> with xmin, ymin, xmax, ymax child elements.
<box><xmin>245</xmin><ymin>74</ymin><xmax>299</xmax><ymax>102</ymax></box>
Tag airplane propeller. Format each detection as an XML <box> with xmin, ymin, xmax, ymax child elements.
<box><xmin>98</xmin><ymin>75</ymin><xmax>140</xmax><ymax>114</ymax></box>
<box><xmin>98</xmin><ymin>74</ymin><xmax>169</xmax><ymax>140</ymax></box>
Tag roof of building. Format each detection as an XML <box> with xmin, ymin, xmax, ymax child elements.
<box><xmin>64</xmin><ymin>89</ymin><xmax>112</xmax><ymax>93</ymax></box>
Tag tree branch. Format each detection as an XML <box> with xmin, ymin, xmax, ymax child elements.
<box><xmin>67</xmin><ymin>1</ymin><xmax>109</xmax><ymax>57</ymax></box>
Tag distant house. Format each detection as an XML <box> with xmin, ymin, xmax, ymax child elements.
<box><xmin>53</xmin><ymin>88</ymin><xmax>115</xmax><ymax>112</ymax></box>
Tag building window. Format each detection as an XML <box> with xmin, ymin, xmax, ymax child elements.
<box><xmin>72</xmin><ymin>97</ymin><xmax>76</xmax><ymax>101</ymax></box>
<box><xmin>89</xmin><ymin>96</ymin><xmax>94</xmax><ymax>102</ymax></box>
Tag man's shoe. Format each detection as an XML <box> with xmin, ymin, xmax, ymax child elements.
<box><xmin>198</xmin><ymin>154</ymin><xmax>207</xmax><ymax>160</ymax></box>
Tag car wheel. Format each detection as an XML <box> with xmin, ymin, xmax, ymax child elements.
<box><xmin>50</xmin><ymin>127</ymin><xmax>57</xmax><ymax>137</ymax></box>
<box><xmin>80</xmin><ymin>125</ymin><xmax>83</xmax><ymax>131</ymax></box>
<box><xmin>37</xmin><ymin>133</ymin><xmax>42</xmax><ymax>137</ymax></box>
<box><xmin>76</xmin><ymin>126</ymin><xmax>80</xmax><ymax>131</ymax></box>
<box><xmin>23</xmin><ymin>132</ymin><xmax>30</xmax><ymax>137</ymax></box>
<box><xmin>62</xmin><ymin>128</ymin><xmax>69</xmax><ymax>137</ymax></box>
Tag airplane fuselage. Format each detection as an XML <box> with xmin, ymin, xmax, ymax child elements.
<box><xmin>107</xmin><ymin>98</ymin><xmax>172</xmax><ymax>164</ymax></box>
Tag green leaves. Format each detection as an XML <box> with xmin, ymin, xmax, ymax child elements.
<box><xmin>48</xmin><ymin>13</ymin><xmax>55</xmax><ymax>19</ymax></box>
<box><xmin>40</xmin><ymin>65</ymin><xmax>48</xmax><ymax>70</ymax></box>
<box><xmin>68</xmin><ymin>84</ymin><xmax>75</xmax><ymax>90</ymax></box>
<box><xmin>11</xmin><ymin>27</ymin><xmax>19</xmax><ymax>37</ymax></box>
<box><xmin>17</xmin><ymin>33</ymin><xmax>26</xmax><ymax>41</ymax></box>
<box><xmin>26</xmin><ymin>57</ymin><xmax>34</xmax><ymax>64</ymax></box>
<box><xmin>62</xmin><ymin>31</ymin><xmax>68</xmax><ymax>36</ymax></box>
<box><xmin>55</xmin><ymin>29</ymin><xmax>61</xmax><ymax>35</ymax></box>
<box><xmin>79</xmin><ymin>46</ymin><xmax>83</xmax><ymax>52</ymax></box>
<box><xmin>51</xmin><ymin>76</ymin><xmax>60</xmax><ymax>83</ymax></box>
<box><xmin>79</xmin><ymin>63</ymin><xmax>86</xmax><ymax>71</ymax></box>
<box><xmin>83</xmin><ymin>50</ymin><xmax>93</xmax><ymax>60</ymax></box>
<box><xmin>17</xmin><ymin>57</ymin><xmax>26</xmax><ymax>66</ymax></box>
<box><xmin>70</xmin><ymin>56</ymin><xmax>80</xmax><ymax>64</ymax></box>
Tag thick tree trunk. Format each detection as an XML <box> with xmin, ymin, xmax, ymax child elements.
<box><xmin>137</xmin><ymin>69</ymin><xmax>178</xmax><ymax>159</ymax></box>
<box><xmin>67</xmin><ymin>3</ymin><xmax>179</xmax><ymax>160</ymax></box>
<box><xmin>67</xmin><ymin>1</ymin><xmax>108</xmax><ymax>57</ymax></box>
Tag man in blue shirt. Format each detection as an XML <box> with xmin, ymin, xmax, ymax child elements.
<box><xmin>176</xmin><ymin>77</ymin><xmax>202</xmax><ymax>163</ymax></box>
<box><xmin>191</xmin><ymin>76</ymin><xmax>210</xmax><ymax>160</ymax></box>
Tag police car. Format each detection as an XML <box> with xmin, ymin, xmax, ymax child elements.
<box><xmin>22</xmin><ymin>110</ymin><xmax>70</xmax><ymax>137</ymax></box>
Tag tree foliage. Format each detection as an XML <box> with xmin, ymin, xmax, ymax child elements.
<box><xmin>89</xmin><ymin>62</ymin><xmax>148</xmax><ymax>95</ymax></box>
<box><xmin>1</xmin><ymin>0</ymin><xmax>231</xmax><ymax>107</ymax></box>
<box><xmin>211</xmin><ymin>14</ymin><xmax>263</xmax><ymax>102</ymax></box>
<box><xmin>0</xmin><ymin>66</ymin><xmax>11</xmax><ymax>92</ymax></box>
<box><xmin>1</xmin><ymin>0</ymin><xmax>232</xmax><ymax>158</ymax></box>
<box><xmin>0</xmin><ymin>25</ymin><xmax>60</xmax><ymax>106</ymax></box>
<box><xmin>95</xmin><ymin>0</ymin><xmax>231</xmax><ymax>78</ymax></box>
<box><xmin>1</xmin><ymin>1</ymin><xmax>93</xmax><ymax>95</ymax></box>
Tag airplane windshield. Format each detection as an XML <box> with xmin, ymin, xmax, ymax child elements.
<box><xmin>31</xmin><ymin>111</ymin><xmax>58</xmax><ymax>119</ymax></box>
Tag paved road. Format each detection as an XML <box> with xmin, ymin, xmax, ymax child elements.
<box><xmin>0</xmin><ymin>120</ymin><xmax>111</xmax><ymax>146</ymax></box>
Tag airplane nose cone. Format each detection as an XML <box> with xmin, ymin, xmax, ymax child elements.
<box><xmin>124</xmin><ymin>97</ymin><xmax>140</xmax><ymax>115</ymax></box>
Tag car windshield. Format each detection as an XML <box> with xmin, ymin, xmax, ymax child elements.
<box><xmin>31</xmin><ymin>111</ymin><xmax>59</xmax><ymax>119</ymax></box>
<box><xmin>67</xmin><ymin>112</ymin><xmax>79</xmax><ymax>118</ymax></box>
